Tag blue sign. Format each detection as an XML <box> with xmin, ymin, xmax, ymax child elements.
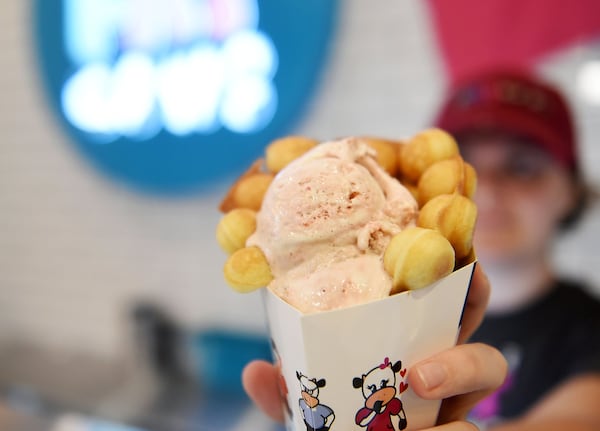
<box><xmin>33</xmin><ymin>0</ymin><xmax>338</xmax><ymax>194</ymax></box>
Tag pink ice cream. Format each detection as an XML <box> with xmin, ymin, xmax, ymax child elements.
<box><xmin>247</xmin><ymin>138</ymin><xmax>418</xmax><ymax>313</ymax></box>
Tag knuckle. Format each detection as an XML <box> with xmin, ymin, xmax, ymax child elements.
<box><xmin>455</xmin><ymin>343</ymin><xmax>508</xmax><ymax>390</ymax></box>
<box><xmin>464</xmin><ymin>420</ymin><xmax>480</xmax><ymax>431</ymax></box>
<box><xmin>479</xmin><ymin>343</ymin><xmax>509</xmax><ymax>387</ymax></box>
<box><xmin>458</xmin><ymin>344</ymin><xmax>484</xmax><ymax>373</ymax></box>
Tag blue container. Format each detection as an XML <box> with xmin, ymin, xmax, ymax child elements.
<box><xmin>191</xmin><ymin>329</ymin><xmax>272</xmax><ymax>396</ymax></box>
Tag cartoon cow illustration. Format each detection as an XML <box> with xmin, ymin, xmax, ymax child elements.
<box><xmin>296</xmin><ymin>371</ymin><xmax>335</xmax><ymax>431</ymax></box>
<box><xmin>353</xmin><ymin>357</ymin><xmax>408</xmax><ymax>431</ymax></box>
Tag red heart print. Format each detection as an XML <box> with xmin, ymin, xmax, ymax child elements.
<box><xmin>399</xmin><ymin>382</ymin><xmax>409</xmax><ymax>393</ymax></box>
<box><xmin>400</xmin><ymin>368</ymin><xmax>407</xmax><ymax>377</ymax></box>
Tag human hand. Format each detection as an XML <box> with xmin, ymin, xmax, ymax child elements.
<box><xmin>407</xmin><ymin>266</ymin><xmax>508</xmax><ymax>429</ymax></box>
<box><xmin>242</xmin><ymin>266</ymin><xmax>507</xmax><ymax>429</ymax></box>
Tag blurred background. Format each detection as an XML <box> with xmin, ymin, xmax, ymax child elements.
<box><xmin>1</xmin><ymin>0</ymin><xmax>599</xmax><ymax>430</ymax></box>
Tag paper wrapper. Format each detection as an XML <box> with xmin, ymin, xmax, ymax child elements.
<box><xmin>264</xmin><ymin>261</ymin><xmax>476</xmax><ymax>431</ymax></box>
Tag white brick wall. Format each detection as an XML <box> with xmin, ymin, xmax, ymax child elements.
<box><xmin>0</xmin><ymin>0</ymin><xmax>598</xmax><ymax>362</ymax></box>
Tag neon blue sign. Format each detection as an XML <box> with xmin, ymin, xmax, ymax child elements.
<box><xmin>34</xmin><ymin>0</ymin><xmax>338</xmax><ymax>194</ymax></box>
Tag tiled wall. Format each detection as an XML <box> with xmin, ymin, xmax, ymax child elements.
<box><xmin>1</xmin><ymin>1</ymin><xmax>598</xmax><ymax>362</ymax></box>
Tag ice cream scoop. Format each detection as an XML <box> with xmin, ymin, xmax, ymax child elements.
<box><xmin>246</xmin><ymin>138</ymin><xmax>418</xmax><ymax>313</ymax></box>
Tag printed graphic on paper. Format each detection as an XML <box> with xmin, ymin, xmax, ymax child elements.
<box><xmin>352</xmin><ymin>357</ymin><xmax>409</xmax><ymax>431</ymax></box>
<box><xmin>296</xmin><ymin>371</ymin><xmax>336</xmax><ymax>431</ymax></box>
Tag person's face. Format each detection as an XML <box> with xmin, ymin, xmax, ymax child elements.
<box><xmin>459</xmin><ymin>134</ymin><xmax>576</xmax><ymax>264</ymax></box>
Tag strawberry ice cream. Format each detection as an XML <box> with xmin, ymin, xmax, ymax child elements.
<box><xmin>247</xmin><ymin>138</ymin><xmax>418</xmax><ymax>313</ymax></box>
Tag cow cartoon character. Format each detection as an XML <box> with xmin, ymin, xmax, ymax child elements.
<box><xmin>296</xmin><ymin>371</ymin><xmax>335</xmax><ymax>431</ymax></box>
<box><xmin>353</xmin><ymin>358</ymin><xmax>408</xmax><ymax>431</ymax></box>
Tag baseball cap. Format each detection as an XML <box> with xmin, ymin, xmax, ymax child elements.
<box><xmin>434</xmin><ymin>69</ymin><xmax>578</xmax><ymax>172</ymax></box>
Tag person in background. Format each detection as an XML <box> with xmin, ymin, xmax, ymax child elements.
<box><xmin>434</xmin><ymin>68</ymin><xmax>600</xmax><ymax>430</ymax></box>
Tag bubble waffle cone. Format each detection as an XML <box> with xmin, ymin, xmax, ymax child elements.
<box><xmin>418</xmin><ymin>194</ymin><xmax>478</xmax><ymax>260</ymax></box>
<box><xmin>265</xmin><ymin>136</ymin><xmax>318</xmax><ymax>173</ymax></box>
<box><xmin>216</xmin><ymin>129</ymin><xmax>477</xmax><ymax>303</ymax></box>
<box><xmin>359</xmin><ymin>137</ymin><xmax>403</xmax><ymax>177</ymax></box>
<box><xmin>383</xmin><ymin>226</ymin><xmax>455</xmax><ymax>293</ymax></box>
<box><xmin>219</xmin><ymin>159</ymin><xmax>273</xmax><ymax>213</ymax></box>
<box><xmin>399</xmin><ymin>128</ymin><xmax>459</xmax><ymax>183</ymax></box>
<box><xmin>223</xmin><ymin>246</ymin><xmax>273</xmax><ymax>292</ymax></box>
<box><xmin>216</xmin><ymin>208</ymin><xmax>257</xmax><ymax>255</ymax></box>
<box><xmin>417</xmin><ymin>156</ymin><xmax>477</xmax><ymax>206</ymax></box>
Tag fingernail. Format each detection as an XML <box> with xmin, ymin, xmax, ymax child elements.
<box><xmin>416</xmin><ymin>362</ymin><xmax>447</xmax><ymax>390</ymax></box>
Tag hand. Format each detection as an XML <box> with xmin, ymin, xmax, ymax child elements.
<box><xmin>243</xmin><ymin>266</ymin><xmax>507</xmax><ymax>429</ymax></box>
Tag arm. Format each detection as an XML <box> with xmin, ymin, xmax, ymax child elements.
<box><xmin>356</xmin><ymin>407</ymin><xmax>376</xmax><ymax>427</ymax></box>
<box><xmin>489</xmin><ymin>373</ymin><xmax>600</xmax><ymax>431</ymax></box>
<box><xmin>324</xmin><ymin>408</ymin><xmax>335</xmax><ymax>427</ymax></box>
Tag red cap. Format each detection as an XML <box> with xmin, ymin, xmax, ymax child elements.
<box><xmin>434</xmin><ymin>69</ymin><xmax>578</xmax><ymax>172</ymax></box>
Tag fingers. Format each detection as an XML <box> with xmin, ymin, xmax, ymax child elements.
<box><xmin>419</xmin><ymin>421</ymin><xmax>480</xmax><ymax>431</ymax></box>
<box><xmin>409</xmin><ymin>343</ymin><xmax>506</xmax><ymax>399</ymax></box>
<box><xmin>241</xmin><ymin>360</ymin><xmax>285</xmax><ymax>423</ymax></box>
<box><xmin>457</xmin><ymin>265</ymin><xmax>490</xmax><ymax>344</ymax></box>
<box><xmin>408</xmin><ymin>343</ymin><xmax>507</xmax><ymax>422</ymax></box>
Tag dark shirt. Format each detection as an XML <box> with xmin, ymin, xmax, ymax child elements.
<box><xmin>469</xmin><ymin>280</ymin><xmax>600</xmax><ymax>423</ymax></box>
